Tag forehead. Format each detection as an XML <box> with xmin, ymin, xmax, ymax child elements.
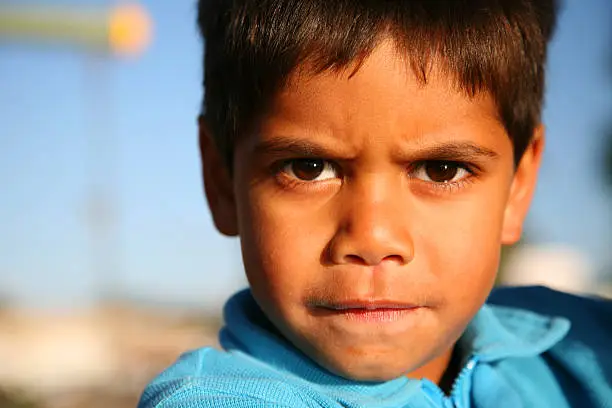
<box><xmin>248</xmin><ymin>41</ymin><xmax>509</xmax><ymax>156</ymax></box>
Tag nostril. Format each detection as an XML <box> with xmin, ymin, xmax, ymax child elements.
<box><xmin>343</xmin><ymin>253</ymin><xmax>404</xmax><ymax>266</ymax></box>
<box><xmin>344</xmin><ymin>254</ymin><xmax>367</xmax><ymax>265</ymax></box>
<box><xmin>382</xmin><ymin>254</ymin><xmax>404</xmax><ymax>264</ymax></box>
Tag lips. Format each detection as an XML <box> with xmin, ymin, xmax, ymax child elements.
<box><xmin>322</xmin><ymin>300</ymin><xmax>420</xmax><ymax>310</ymax></box>
<box><xmin>310</xmin><ymin>300</ymin><xmax>423</xmax><ymax>323</ymax></box>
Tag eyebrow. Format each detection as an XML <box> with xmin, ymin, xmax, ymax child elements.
<box><xmin>409</xmin><ymin>141</ymin><xmax>500</xmax><ymax>161</ymax></box>
<box><xmin>252</xmin><ymin>136</ymin><xmax>500</xmax><ymax>161</ymax></box>
<box><xmin>253</xmin><ymin>136</ymin><xmax>347</xmax><ymax>159</ymax></box>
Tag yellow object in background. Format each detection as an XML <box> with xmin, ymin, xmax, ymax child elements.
<box><xmin>108</xmin><ymin>4</ymin><xmax>152</xmax><ymax>56</ymax></box>
<box><xmin>0</xmin><ymin>3</ymin><xmax>152</xmax><ymax>57</ymax></box>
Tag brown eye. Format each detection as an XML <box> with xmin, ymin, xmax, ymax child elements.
<box><xmin>414</xmin><ymin>161</ymin><xmax>469</xmax><ymax>183</ymax></box>
<box><xmin>284</xmin><ymin>159</ymin><xmax>337</xmax><ymax>181</ymax></box>
<box><xmin>426</xmin><ymin>162</ymin><xmax>458</xmax><ymax>182</ymax></box>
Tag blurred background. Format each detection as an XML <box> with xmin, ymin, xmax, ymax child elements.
<box><xmin>0</xmin><ymin>0</ymin><xmax>611</xmax><ymax>407</ymax></box>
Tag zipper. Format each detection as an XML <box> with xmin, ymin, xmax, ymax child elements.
<box><xmin>449</xmin><ymin>356</ymin><xmax>479</xmax><ymax>408</ymax></box>
<box><xmin>420</xmin><ymin>356</ymin><xmax>479</xmax><ymax>408</ymax></box>
<box><xmin>420</xmin><ymin>379</ymin><xmax>455</xmax><ymax>408</ymax></box>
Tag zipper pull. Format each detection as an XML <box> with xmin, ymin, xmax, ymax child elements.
<box><xmin>450</xmin><ymin>356</ymin><xmax>479</xmax><ymax>408</ymax></box>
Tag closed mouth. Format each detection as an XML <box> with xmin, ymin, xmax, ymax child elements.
<box><xmin>325</xmin><ymin>303</ymin><xmax>419</xmax><ymax>311</ymax></box>
<box><xmin>308</xmin><ymin>300</ymin><xmax>423</xmax><ymax>322</ymax></box>
<box><xmin>316</xmin><ymin>300</ymin><xmax>420</xmax><ymax>310</ymax></box>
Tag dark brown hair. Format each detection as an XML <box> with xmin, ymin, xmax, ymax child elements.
<box><xmin>197</xmin><ymin>0</ymin><xmax>558</xmax><ymax>168</ymax></box>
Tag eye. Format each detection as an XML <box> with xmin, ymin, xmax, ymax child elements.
<box><xmin>412</xmin><ymin>161</ymin><xmax>471</xmax><ymax>183</ymax></box>
<box><xmin>282</xmin><ymin>159</ymin><xmax>338</xmax><ymax>181</ymax></box>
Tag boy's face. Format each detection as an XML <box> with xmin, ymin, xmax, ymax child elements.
<box><xmin>202</xmin><ymin>41</ymin><xmax>542</xmax><ymax>381</ymax></box>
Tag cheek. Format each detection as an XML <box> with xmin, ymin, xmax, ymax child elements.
<box><xmin>417</xmin><ymin>189</ymin><xmax>507</xmax><ymax>304</ymax></box>
<box><xmin>236</xmin><ymin>188</ymin><xmax>330</xmax><ymax>303</ymax></box>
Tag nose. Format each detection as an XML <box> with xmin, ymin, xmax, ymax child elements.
<box><xmin>327</xmin><ymin>175</ymin><xmax>414</xmax><ymax>267</ymax></box>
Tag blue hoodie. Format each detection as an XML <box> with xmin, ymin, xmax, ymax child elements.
<box><xmin>138</xmin><ymin>286</ymin><xmax>611</xmax><ymax>407</ymax></box>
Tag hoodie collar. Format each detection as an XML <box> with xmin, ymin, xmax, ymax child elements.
<box><xmin>462</xmin><ymin>303</ymin><xmax>570</xmax><ymax>363</ymax></box>
<box><xmin>220</xmin><ymin>289</ymin><xmax>570</xmax><ymax>392</ymax></box>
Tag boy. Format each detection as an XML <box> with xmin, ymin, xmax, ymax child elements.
<box><xmin>139</xmin><ymin>0</ymin><xmax>611</xmax><ymax>406</ymax></box>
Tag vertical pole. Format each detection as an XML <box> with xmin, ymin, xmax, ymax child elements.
<box><xmin>84</xmin><ymin>53</ymin><xmax>120</xmax><ymax>305</ymax></box>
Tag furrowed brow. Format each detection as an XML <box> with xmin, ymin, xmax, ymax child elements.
<box><xmin>252</xmin><ymin>137</ymin><xmax>499</xmax><ymax>162</ymax></box>
<box><xmin>408</xmin><ymin>142</ymin><xmax>500</xmax><ymax>161</ymax></box>
<box><xmin>252</xmin><ymin>136</ymin><xmax>341</xmax><ymax>159</ymax></box>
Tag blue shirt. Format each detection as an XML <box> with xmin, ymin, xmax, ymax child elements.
<box><xmin>138</xmin><ymin>286</ymin><xmax>611</xmax><ymax>407</ymax></box>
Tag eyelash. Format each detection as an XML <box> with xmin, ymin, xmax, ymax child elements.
<box><xmin>271</xmin><ymin>159</ymin><xmax>341</xmax><ymax>192</ymax></box>
<box><xmin>272</xmin><ymin>159</ymin><xmax>479</xmax><ymax>193</ymax></box>
<box><xmin>408</xmin><ymin>161</ymin><xmax>478</xmax><ymax>193</ymax></box>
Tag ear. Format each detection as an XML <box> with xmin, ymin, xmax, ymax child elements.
<box><xmin>501</xmin><ymin>125</ymin><xmax>545</xmax><ymax>245</ymax></box>
<box><xmin>199</xmin><ymin>116</ymin><xmax>239</xmax><ymax>236</ymax></box>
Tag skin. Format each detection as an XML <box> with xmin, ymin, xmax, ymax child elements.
<box><xmin>200</xmin><ymin>41</ymin><xmax>544</xmax><ymax>385</ymax></box>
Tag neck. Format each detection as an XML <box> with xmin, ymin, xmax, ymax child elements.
<box><xmin>406</xmin><ymin>347</ymin><xmax>458</xmax><ymax>393</ymax></box>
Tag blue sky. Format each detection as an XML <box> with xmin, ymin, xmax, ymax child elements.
<box><xmin>1</xmin><ymin>1</ymin><xmax>611</xmax><ymax>311</ymax></box>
